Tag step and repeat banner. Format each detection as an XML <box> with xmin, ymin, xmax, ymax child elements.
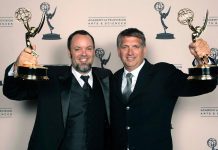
<box><xmin>0</xmin><ymin>0</ymin><xmax>218</xmax><ymax>149</ymax></box>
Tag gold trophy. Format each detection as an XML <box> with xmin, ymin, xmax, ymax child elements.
<box><xmin>177</xmin><ymin>8</ymin><xmax>218</xmax><ymax>80</ymax></box>
<box><xmin>15</xmin><ymin>7</ymin><xmax>49</xmax><ymax>80</ymax></box>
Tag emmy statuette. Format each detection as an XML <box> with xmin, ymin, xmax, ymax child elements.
<box><xmin>177</xmin><ymin>8</ymin><xmax>218</xmax><ymax>80</ymax></box>
<box><xmin>15</xmin><ymin>7</ymin><xmax>49</xmax><ymax>80</ymax></box>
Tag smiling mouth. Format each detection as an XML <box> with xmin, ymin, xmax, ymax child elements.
<box><xmin>80</xmin><ymin>57</ymin><xmax>89</xmax><ymax>63</ymax></box>
<box><xmin>126</xmin><ymin>57</ymin><xmax>135</xmax><ymax>61</ymax></box>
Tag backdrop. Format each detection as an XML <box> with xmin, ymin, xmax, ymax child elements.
<box><xmin>0</xmin><ymin>0</ymin><xmax>218</xmax><ymax>149</ymax></box>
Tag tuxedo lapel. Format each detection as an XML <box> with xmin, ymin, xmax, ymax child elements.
<box><xmin>93</xmin><ymin>71</ymin><xmax>111</xmax><ymax>124</ymax></box>
<box><xmin>113</xmin><ymin>68</ymin><xmax>126</xmax><ymax>104</ymax></box>
<box><xmin>129</xmin><ymin>60</ymin><xmax>153</xmax><ymax>102</ymax></box>
<box><xmin>58</xmin><ymin>70</ymin><xmax>72</xmax><ymax>128</ymax></box>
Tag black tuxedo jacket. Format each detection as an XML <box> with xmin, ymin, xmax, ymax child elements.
<box><xmin>3</xmin><ymin>64</ymin><xmax>112</xmax><ymax>150</ymax></box>
<box><xmin>110</xmin><ymin>59</ymin><xmax>216</xmax><ymax>150</ymax></box>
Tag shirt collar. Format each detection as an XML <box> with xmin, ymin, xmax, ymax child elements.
<box><xmin>71</xmin><ymin>66</ymin><xmax>93</xmax><ymax>81</ymax></box>
<box><xmin>123</xmin><ymin>60</ymin><xmax>145</xmax><ymax>79</ymax></box>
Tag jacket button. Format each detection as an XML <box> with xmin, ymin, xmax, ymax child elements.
<box><xmin>126</xmin><ymin>126</ymin><xmax>131</xmax><ymax>130</ymax></box>
<box><xmin>126</xmin><ymin>146</ymin><xmax>135</xmax><ymax>150</ymax></box>
<box><xmin>126</xmin><ymin>106</ymin><xmax>130</xmax><ymax>110</ymax></box>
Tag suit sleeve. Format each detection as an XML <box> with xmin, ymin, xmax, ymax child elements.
<box><xmin>169</xmin><ymin>65</ymin><xmax>217</xmax><ymax>97</ymax></box>
<box><xmin>178</xmin><ymin>77</ymin><xmax>217</xmax><ymax>97</ymax></box>
<box><xmin>3</xmin><ymin>63</ymin><xmax>38</xmax><ymax>100</ymax></box>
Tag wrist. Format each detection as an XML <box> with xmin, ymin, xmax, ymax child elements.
<box><xmin>13</xmin><ymin>62</ymin><xmax>18</xmax><ymax>77</ymax></box>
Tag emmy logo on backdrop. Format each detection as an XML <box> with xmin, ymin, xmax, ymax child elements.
<box><xmin>210</xmin><ymin>48</ymin><xmax>218</xmax><ymax>64</ymax></box>
<box><xmin>154</xmin><ymin>1</ymin><xmax>174</xmax><ymax>39</ymax></box>
<box><xmin>40</xmin><ymin>2</ymin><xmax>61</xmax><ymax>40</ymax></box>
<box><xmin>177</xmin><ymin>8</ymin><xmax>218</xmax><ymax>80</ymax></box>
<box><xmin>15</xmin><ymin>7</ymin><xmax>48</xmax><ymax>80</ymax></box>
<box><xmin>207</xmin><ymin>138</ymin><xmax>218</xmax><ymax>150</ymax></box>
<box><xmin>95</xmin><ymin>48</ymin><xmax>111</xmax><ymax>68</ymax></box>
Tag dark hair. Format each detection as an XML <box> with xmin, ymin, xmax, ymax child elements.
<box><xmin>117</xmin><ymin>28</ymin><xmax>146</xmax><ymax>48</ymax></box>
<box><xmin>67</xmin><ymin>30</ymin><xmax>95</xmax><ymax>50</ymax></box>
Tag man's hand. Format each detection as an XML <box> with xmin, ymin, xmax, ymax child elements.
<box><xmin>14</xmin><ymin>45</ymin><xmax>38</xmax><ymax>68</ymax></box>
<box><xmin>189</xmin><ymin>38</ymin><xmax>210</xmax><ymax>65</ymax></box>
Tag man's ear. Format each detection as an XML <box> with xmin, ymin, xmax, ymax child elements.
<box><xmin>143</xmin><ymin>47</ymin><xmax>147</xmax><ymax>56</ymax></box>
<box><xmin>117</xmin><ymin>48</ymin><xmax>121</xmax><ymax>57</ymax></box>
<box><xmin>68</xmin><ymin>50</ymin><xmax>71</xmax><ymax>58</ymax></box>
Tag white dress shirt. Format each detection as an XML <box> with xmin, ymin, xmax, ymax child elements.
<box><xmin>121</xmin><ymin>60</ymin><xmax>145</xmax><ymax>93</ymax></box>
<box><xmin>71</xmin><ymin>66</ymin><xmax>93</xmax><ymax>88</ymax></box>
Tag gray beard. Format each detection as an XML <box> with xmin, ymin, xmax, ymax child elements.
<box><xmin>73</xmin><ymin>64</ymin><xmax>92</xmax><ymax>73</ymax></box>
